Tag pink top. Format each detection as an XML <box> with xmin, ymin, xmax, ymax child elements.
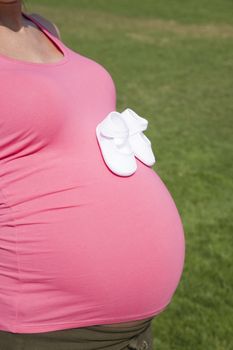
<box><xmin>0</xmin><ymin>12</ymin><xmax>185</xmax><ymax>333</ymax></box>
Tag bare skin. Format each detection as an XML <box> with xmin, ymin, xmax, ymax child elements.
<box><xmin>0</xmin><ymin>0</ymin><xmax>63</xmax><ymax>63</ymax></box>
<box><xmin>0</xmin><ymin>0</ymin><xmax>155</xmax><ymax>329</ymax></box>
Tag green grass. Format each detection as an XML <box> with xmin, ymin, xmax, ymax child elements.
<box><xmin>26</xmin><ymin>1</ymin><xmax>233</xmax><ymax>349</ymax></box>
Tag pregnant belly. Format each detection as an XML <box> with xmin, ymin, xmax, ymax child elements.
<box><xmin>16</xmin><ymin>160</ymin><xmax>185</xmax><ymax>323</ymax></box>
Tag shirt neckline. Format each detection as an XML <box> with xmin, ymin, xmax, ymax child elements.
<box><xmin>0</xmin><ymin>11</ymin><xmax>69</xmax><ymax>67</ymax></box>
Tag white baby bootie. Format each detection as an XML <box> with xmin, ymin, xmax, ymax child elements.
<box><xmin>120</xmin><ymin>108</ymin><xmax>156</xmax><ymax>166</ymax></box>
<box><xmin>96</xmin><ymin>111</ymin><xmax>137</xmax><ymax>176</ymax></box>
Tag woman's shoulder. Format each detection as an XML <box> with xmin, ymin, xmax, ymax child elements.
<box><xmin>27</xmin><ymin>12</ymin><xmax>61</xmax><ymax>40</ymax></box>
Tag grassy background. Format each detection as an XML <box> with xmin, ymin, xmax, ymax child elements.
<box><xmin>25</xmin><ymin>1</ymin><xmax>233</xmax><ymax>349</ymax></box>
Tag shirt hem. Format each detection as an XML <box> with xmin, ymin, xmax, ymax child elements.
<box><xmin>7</xmin><ymin>301</ymin><xmax>171</xmax><ymax>334</ymax></box>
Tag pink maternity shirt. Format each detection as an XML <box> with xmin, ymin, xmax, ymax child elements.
<box><xmin>0</xmin><ymin>12</ymin><xmax>185</xmax><ymax>333</ymax></box>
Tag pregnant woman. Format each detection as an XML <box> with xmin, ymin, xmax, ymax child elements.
<box><xmin>0</xmin><ymin>1</ymin><xmax>186</xmax><ymax>349</ymax></box>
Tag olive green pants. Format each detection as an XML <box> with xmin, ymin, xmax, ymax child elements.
<box><xmin>0</xmin><ymin>318</ymin><xmax>154</xmax><ymax>350</ymax></box>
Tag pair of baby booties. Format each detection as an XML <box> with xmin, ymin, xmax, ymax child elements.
<box><xmin>96</xmin><ymin>108</ymin><xmax>156</xmax><ymax>176</ymax></box>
